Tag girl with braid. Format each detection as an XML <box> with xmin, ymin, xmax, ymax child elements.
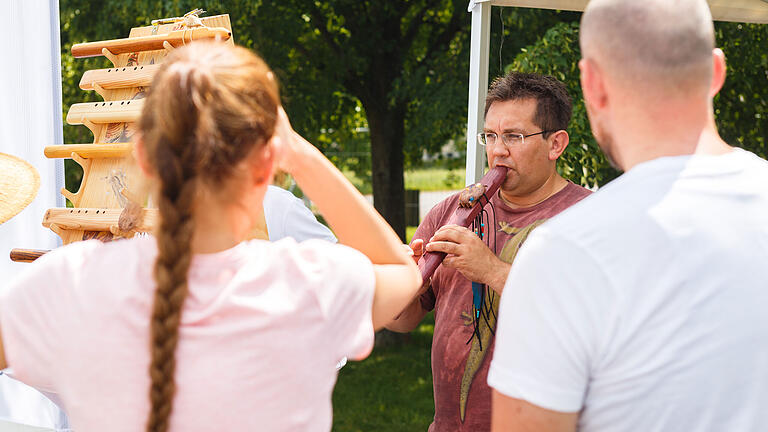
<box><xmin>0</xmin><ymin>42</ymin><xmax>421</xmax><ymax>432</ymax></box>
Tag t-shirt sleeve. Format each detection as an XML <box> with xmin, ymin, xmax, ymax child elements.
<box><xmin>300</xmin><ymin>240</ymin><xmax>376</xmax><ymax>361</ymax></box>
<box><xmin>488</xmin><ymin>228</ymin><xmax>613</xmax><ymax>413</ymax></box>
<box><xmin>0</xmin><ymin>242</ymin><xmax>95</xmax><ymax>392</ymax></box>
<box><xmin>283</xmin><ymin>197</ymin><xmax>337</xmax><ymax>243</ymax></box>
<box><xmin>264</xmin><ymin>186</ymin><xmax>337</xmax><ymax>243</ymax></box>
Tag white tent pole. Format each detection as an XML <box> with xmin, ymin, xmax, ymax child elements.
<box><xmin>465</xmin><ymin>1</ymin><xmax>492</xmax><ymax>185</ymax></box>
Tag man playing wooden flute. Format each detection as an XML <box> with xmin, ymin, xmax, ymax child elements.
<box><xmin>386</xmin><ymin>72</ymin><xmax>591</xmax><ymax>431</ymax></box>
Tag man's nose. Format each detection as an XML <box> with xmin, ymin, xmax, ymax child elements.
<box><xmin>491</xmin><ymin>142</ymin><xmax>510</xmax><ymax>157</ymax></box>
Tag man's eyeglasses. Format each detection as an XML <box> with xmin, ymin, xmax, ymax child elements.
<box><xmin>477</xmin><ymin>130</ymin><xmax>555</xmax><ymax>148</ymax></box>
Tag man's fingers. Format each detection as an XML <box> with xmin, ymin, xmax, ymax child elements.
<box><xmin>432</xmin><ymin>225</ymin><xmax>474</xmax><ymax>243</ymax></box>
<box><xmin>426</xmin><ymin>240</ymin><xmax>461</xmax><ymax>255</ymax></box>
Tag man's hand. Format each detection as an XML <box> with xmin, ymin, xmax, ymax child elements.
<box><xmin>407</xmin><ymin>238</ymin><xmax>431</xmax><ymax>295</ymax></box>
<box><xmin>425</xmin><ymin>224</ymin><xmax>510</xmax><ymax>294</ymax></box>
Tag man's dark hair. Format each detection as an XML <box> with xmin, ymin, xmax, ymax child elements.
<box><xmin>484</xmin><ymin>72</ymin><xmax>572</xmax><ymax>138</ymax></box>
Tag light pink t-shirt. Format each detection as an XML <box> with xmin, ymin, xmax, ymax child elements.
<box><xmin>0</xmin><ymin>236</ymin><xmax>375</xmax><ymax>431</ymax></box>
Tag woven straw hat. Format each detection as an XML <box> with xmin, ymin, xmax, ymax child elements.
<box><xmin>0</xmin><ymin>152</ymin><xmax>40</xmax><ymax>225</ymax></box>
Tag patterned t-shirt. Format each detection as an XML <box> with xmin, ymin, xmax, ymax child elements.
<box><xmin>414</xmin><ymin>181</ymin><xmax>591</xmax><ymax>431</ymax></box>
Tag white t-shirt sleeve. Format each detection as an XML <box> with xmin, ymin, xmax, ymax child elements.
<box><xmin>282</xmin><ymin>198</ymin><xmax>336</xmax><ymax>243</ymax></box>
<box><xmin>0</xmin><ymin>241</ymin><xmax>95</xmax><ymax>392</ymax></box>
<box><xmin>299</xmin><ymin>240</ymin><xmax>375</xmax><ymax>361</ymax></box>
<box><xmin>488</xmin><ymin>228</ymin><xmax>613</xmax><ymax>413</ymax></box>
<box><xmin>264</xmin><ymin>186</ymin><xmax>336</xmax><ymax>243</ymax></box>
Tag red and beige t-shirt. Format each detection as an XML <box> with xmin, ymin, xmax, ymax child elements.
<box><xmin>414</xmin><ymin>181</ymin><xmax>590</xmax><ymax>431</ymax></box>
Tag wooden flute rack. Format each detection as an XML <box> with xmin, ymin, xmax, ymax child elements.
<box><xmin>11</xmin><ymin>11</ymin><xmax>239</xmax><ymax>262</ymax></box>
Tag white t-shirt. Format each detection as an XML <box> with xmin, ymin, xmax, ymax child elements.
<box><xmin>489</xmin><ymin>148</ymin><xmax>768</xmax><ymax>431</ymax></box>
<box><xmin>0</xmin><ymin>236</ymin><xmax>375</xmax><ymax>432</ymax></box>
<box><xmin>264</xmin><ymin>185</ymin><xmax>336</xmax><ymax>243</ymax></box>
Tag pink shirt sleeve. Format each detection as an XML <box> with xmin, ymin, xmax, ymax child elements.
<box><xmin>0</xmin><ymin>241</ymin><xmax>98</xmax><ymax>392</ymax></box>
<box><xmin>295</xmin><ymin>240</ymin><xmax>376</xmax><ymax>361</ymax></box>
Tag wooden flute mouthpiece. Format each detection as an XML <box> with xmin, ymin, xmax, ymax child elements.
<box><xmin>417</xmin><ymin>165</ymin><xmax>509</xmax><ymax>283</ymax></box>
<box><xmin>71</xmin><ymin>27</ymin><xmax>232</xmax><ymax>58</ymax></box>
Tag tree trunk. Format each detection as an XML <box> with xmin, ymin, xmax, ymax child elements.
<box><xmin>363</xmin><ymin>102</ymin><xmax>410</xmax><ymax>347</ymax></box>
<box><xmin>365</xmin><ymin>103</ymin><xmax>407</xmax><ymax>242</ymax></box>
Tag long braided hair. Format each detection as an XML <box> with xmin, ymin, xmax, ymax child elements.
<box><xmin>138</xmin><ymin>42</ymin><xmax>279</xmax><ymax>432</ymax></box>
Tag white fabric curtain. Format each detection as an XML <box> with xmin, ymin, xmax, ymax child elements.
<box><xmin>0</xmin><ymin>1</ymin><xmax>70</xmax><ymax>431</ymax></box>
<box><xmin>0</xmin><ymin>0</ymin><xmax>65</xmax><ymax>277</ymax></box>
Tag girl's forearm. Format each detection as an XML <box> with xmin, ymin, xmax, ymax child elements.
<box><xmin>288</xmin><ymin>135</ymin><xmax>410</xmax><ymax>266</ymax></box>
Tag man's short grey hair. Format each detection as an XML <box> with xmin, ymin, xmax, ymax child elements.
<box><xmin>580</xmin><ymin>0</ymin><xmax>715</xmax><ymax>91</ymax></box>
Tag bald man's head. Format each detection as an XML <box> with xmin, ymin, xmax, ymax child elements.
<box><xmin>580</xmin><ymin>0</ymin><xmax>715</xmax><ymax>95</ymax></box>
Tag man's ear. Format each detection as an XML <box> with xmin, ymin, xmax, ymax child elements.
<box><xmin>579</xmin><ymin>58</ymin><xmax>608</xmax><ymax>110</ymax></box>
<box><xmin>710</xmin><ymin>48</ymin><xmax>726</xmax><ymax>99</ymax></box>
<box><xmin>548</xmin><ymin>130</ymin><xmax>570</xmax><ymax>161</ymax></box>
<box><xmin>133</xmin><ymin>134</ymin><xmax>154</xmax><ymax>178</ymax></box>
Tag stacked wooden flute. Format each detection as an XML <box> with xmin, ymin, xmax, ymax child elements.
<box><xmin>10</xmin><ymin>12</ymin><xmax>238</xmax><ymax>263</ymax></box>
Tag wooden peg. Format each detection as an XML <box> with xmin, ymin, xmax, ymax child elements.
<box><xmin>92</xmin><ymin>82</ymin><xmax>106</xmax><ymax>98</ymax></box>
<box><xmin>60</xmin><ymin>188</ymin><xmax>77</xmax><ymax>204</ymax></box>
<box><xmin>162</xmin><ymin>40</ymin><xmax>175</xmax><ymax>53</ymax></box>
<box><xmin>49</xmin><ymin>223</ymin><xmax>65</xmax><ymax>237</ymax></box>
<box><xmin>101</xmin><ymin>47</ymin><xmax>119</xmax><ymax>65</ymax></box>
<box><xmin>70</xmin><ymin>151</ymin><xmax>88</xmax><ymax>168</ymax></box>
<box><xmin>82</xmin><ymin>119</ymin><xmax>98</xmax><ymax>136</ymax></box>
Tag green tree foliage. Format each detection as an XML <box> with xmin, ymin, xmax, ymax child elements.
<box><xmin>714</xmin><ymin>22</ymin><xmax>767</xmax><ymax>159</ymax></box>
<box><xmin>507</xmin><ymin>21</ymin><xmax>618</xmax><ymax>187</ymax></box>
<box><xmin>508</xmin><ymin>19</ymin><xmax>767</xmax><ymax>187</ymax></box>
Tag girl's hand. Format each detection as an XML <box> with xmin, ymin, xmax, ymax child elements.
<box><xmin>272</xmin><ymin>107</ymin><xmax>317</xmax><ymax>175</ymax></box>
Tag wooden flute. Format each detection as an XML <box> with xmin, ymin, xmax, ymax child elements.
<box><xmin>418</xmin><ymin>165</ymin><xmax>508</xmax><ymax>283</ymax></box>
<box><xmin>71</xmin><ymin>26</ymin><xmax>232</xmax><ymax>58</ymax></box>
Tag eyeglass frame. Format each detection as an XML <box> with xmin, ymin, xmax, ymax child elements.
<box><xmin>476</xmin><ymin>130</ymin><xmax>558</xmax><ymax>148</ymax></box>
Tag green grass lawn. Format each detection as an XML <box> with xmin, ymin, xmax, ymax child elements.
<box><xmin>332</xmin><ymin>313</ymin><xmax>435</xmax><ymax>431</ymax></box>
<box><xmin>405</xmin><ymin>168</ymin><xmax>465</xmax><ymax>191</ymax></box>
<box><xmin>342</xmin><ymin>167</ymin><xmax>465</xmax><ymax>195</ymax></box>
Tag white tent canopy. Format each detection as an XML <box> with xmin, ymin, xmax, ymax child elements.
<box><xmin>464</xmin><ymin>0</ymin><xmax>768</xmax><ymax>184</ymax></box>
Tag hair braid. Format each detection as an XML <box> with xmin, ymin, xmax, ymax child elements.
<box><xmin>138</xmin><ymin>42</ymin><xmax>280</xmax><ymax>432</ymax></box>
<box><xmin>145</xmin><ymin>70</ymin><xmax>200</xmax><ymax>432</ymax></box>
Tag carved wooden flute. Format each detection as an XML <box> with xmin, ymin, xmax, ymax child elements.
<box><xmin>43</xmin><ymin>208</ymin><xmax>158</xmax><ymax>232</ymax></box>
<box><xmin>71</xmin><ymin>27</ymin><xmax>232</xmax><ymax>58</ymax></box>
<box><xmin>418</xmin><ymin>165</ymin><xmax>508</xmax><ymax>283</ymax></box>
<box><xmin>80</xmin><ymin>64</ymin><xmax>160</xmax><ymax>91</ymax></box>
<box><xmin>67</xmin><ymin>99</ymin><xmax>143</xmax><ymax>125</ymax></box>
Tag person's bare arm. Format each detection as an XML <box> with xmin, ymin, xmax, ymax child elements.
<box><xmin>385</xmin><ymin>238</ymin><xmax>430</xmax><ymax>332</ymax></box>
<box><xmin>491</xmin><ymin>390</ymin><xmax>578</xmax><ymax>432</ymax></box>
<box><xmin>276</xmin><ymin>110</ymin><xmax>421</xmax><ymax>330</ymax></box>
<box><xmin>385</xmin><ymin>289</ymin><xmax>430</xmax><ymax>332</ymax></box>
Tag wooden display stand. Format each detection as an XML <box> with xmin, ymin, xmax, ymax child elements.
<box><xmin>11</xmin><ymin>11</ymin><xmax>269</xmax><ymax>263</ymax></box>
